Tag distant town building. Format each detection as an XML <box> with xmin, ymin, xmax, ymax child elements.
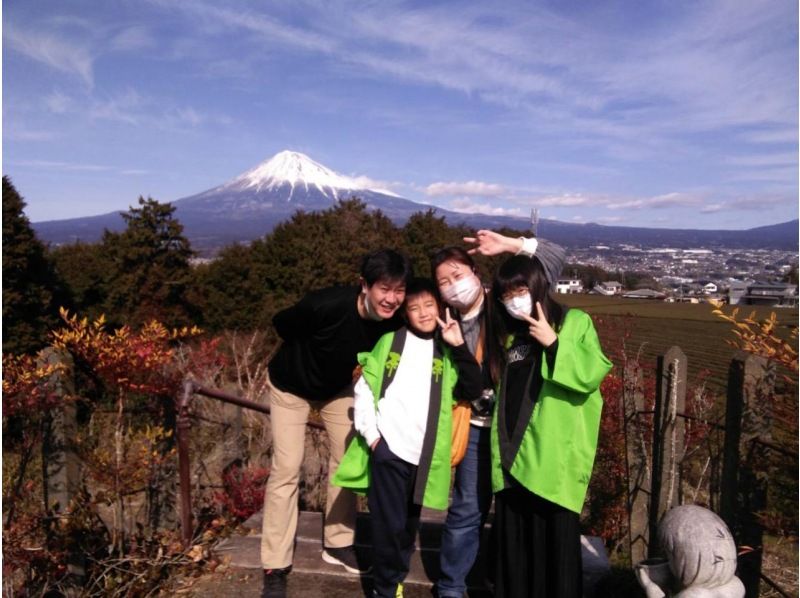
<box><xmin>702</xmin><ymin>282</ymin><xmax>718</xmax><ymax>294</ymax></box>
<box><xmin>738</xmin><ymin>282</ymin><xmax>798</xmax><ymax>307</ymax></box>
<box><xmin>590</xmin><ymin>281</ymin><xmax>623</xmax><ymax>296</ymax></box>
<box><xmin>556</xmin><ymin>278</ymin><xmax>583</xmax><ymax>294</ymax></box>
<box><xmin>622</xmin><ymin>289</ymin><xmax>667</xmax><ymax>300</ymax></box>
<box><xmin>728</xmin><ymin>281</ymin><xmax>749</xmax><ymax>305</ymax></box>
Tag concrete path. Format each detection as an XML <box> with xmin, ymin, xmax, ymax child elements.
<box><xmin>211</xmin><ymin>510</ymin><xmax>610</xmax><ymax>596</ymax></box>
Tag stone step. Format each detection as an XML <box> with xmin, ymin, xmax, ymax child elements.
<box><xmin>214</xmin><ymin>510</ymin><xmax>610</xmax><ymax>595</ymax></box>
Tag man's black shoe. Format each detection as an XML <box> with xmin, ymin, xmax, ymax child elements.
<box><xmin>261</xmin><ymin>566</ymin><xmax>291</xmax><ymax>598</ymax></box>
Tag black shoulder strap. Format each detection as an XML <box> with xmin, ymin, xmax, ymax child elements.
<box><xmin>379</xmin><ymin>327</ymin><xmax>408</xmax><ymax>397</ymax></box>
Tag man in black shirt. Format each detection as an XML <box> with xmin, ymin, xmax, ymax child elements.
<box><xmin>261</xmin><ymin>249</ymin><xmax>412</xmax><ymax>598</ymax></box>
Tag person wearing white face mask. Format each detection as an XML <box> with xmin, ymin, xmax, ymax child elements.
<box><xmin>486</xmin><ymin>254</ymin><xmax>612</xmax><ymax>598</ymax></box>
<box><xmin>430</xmin><ymin>231</ymin><xmax>560</xmax><ymax>598</ymax></box>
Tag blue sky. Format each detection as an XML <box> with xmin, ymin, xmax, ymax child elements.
<box><xmin>4</xmin><ymin>0</ymin><xmax>798</xmax><ymax>229</ymax></box>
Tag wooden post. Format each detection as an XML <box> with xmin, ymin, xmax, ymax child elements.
<box><xmin>720</xmin><ymin>352</ymin><xmax>774</xmax><ymax>598</ymax></box>
<box><xmin>648</xmin><ymin>346</ymin><xmax>686</xmax><ymax>558</ymax></box>
<box><xmin>39</xmin><ymin>348</ymin><xmax>85</xmax><ymax>583</ymax></box>
<box><xmin>623</xmin><ymin>359</ymin><xmax>650</xmax><ymax>564</ymax></box>
<box><xmin>39</xmin><ymin>348</ymin><xmax>81</xmax><ymax>512</ymax></box>
<box><xmin>177</xmin><ymin>379</ymin><xmax>195</xmax><ymax>548</ymax></box>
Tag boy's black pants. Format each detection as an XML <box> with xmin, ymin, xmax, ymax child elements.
<box><xmin>368</xmin><ymin>438</ymin><xmax>422</xmax><ymax>598</ymax></box>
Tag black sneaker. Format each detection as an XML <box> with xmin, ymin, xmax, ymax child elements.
<box><xmin>261</xmin><ymin>566</ymin><xmax>290</xmax><ymax>598</ymax></box>
<box><xmin>322</xmin><ymin>545</ymin><xmax>370</xmax><ymax>574</ymax></box>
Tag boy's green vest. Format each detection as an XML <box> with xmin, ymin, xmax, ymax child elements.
<box><xmin>332</xmin><ymin>328</ymin><xmax>457</xmax><ymax>510</ymax></box>
<box><xmin>490</xmin><ymin>308</ymin><xmax>612</xmax><ymax>513</ymax></box>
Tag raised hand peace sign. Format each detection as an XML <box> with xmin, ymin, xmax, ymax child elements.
<box><xmin>518</xmin><ymin>302</ymin><xmax>557</xmax><ymax>347</ymax></box>
<box><xmin>436</xmin><ymin>308</ymin><xmax>465</xmax><ymax>347</ymax></box>
<box><xmin>463</xmin><ymin>229</ymin><xmax>522</xmax><ymax>256</ymax></box>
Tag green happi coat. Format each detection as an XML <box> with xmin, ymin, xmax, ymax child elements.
<box><xmin>332</xmin><ymin>328</ymin><xmax>457</xmax><ymax>510</ymax></box>
<box><xmin>491</xmin><ymin>308</ymin><xmax>613</xmax><ymax>513</ymax></box>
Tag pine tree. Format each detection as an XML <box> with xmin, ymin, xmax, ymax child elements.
<box><xmin>196</xmin><ymin>198</ymin><xmax>403</xmax><ymax>332</ymax></box>
<box><xmin>2</xmin><ymin>177</ymin><xmax>62</xmax><ymax>355</ymax></box>
<box><xmin>400</xmin><ymin>210</ymin><xmax>471</xmax><ymax>277</ymax></box>
<box><xmin>102</xmin><ymin>197</ymin><xmax>197</xmax><ymax>328</ymax></box>
<box><xmin>50</xmin><ymin>241</ymin><xmax>111</xmax><ymax>321</ymax></box>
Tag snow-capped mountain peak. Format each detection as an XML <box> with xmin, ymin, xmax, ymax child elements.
<box><xmin>229</xmin><ymin>150</ymin><xmax>396</xmax><ymax>200</ymax></box>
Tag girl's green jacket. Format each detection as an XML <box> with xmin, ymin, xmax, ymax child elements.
<box><xmin>332</xmin><ymin>328</ymin><xmax>457</xmax><ymax>510</ymax></box>
<box><xmin>491</xmin><ymin>308</ymin><xmax>612</xmax><ymax>513</ymax></box>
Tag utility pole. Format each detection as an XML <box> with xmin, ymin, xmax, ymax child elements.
<box><xmin>530</xmin><ymin>208</ymin><xmax>539</xmax><ymax>237</ymax></box>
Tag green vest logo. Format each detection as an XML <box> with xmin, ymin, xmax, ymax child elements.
<box><xmin>431</xmin><ymin>358</ymin><xmax>443</xmax><ymax>383</ymax></box>
<box><xmin>385</xmin><ymin>352</ymin><xmax>401</xmax><ymax>377</ymax></box>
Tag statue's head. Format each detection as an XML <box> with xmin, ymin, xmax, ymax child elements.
<box><xmin>658</xmin><ymin>505</ymin><xmax>738</xmax><ymax>589</ymax></box>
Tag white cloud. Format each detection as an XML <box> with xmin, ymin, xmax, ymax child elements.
<box><xmin>606</xmin><ymin>192</ymin><xmax>705</xmax><ymax>210</ymax></box>
<box><xmin>448</xmin><ymin>198</ymin><xmax>525</xmax><ymax>217</ymax></box>
<box><xmin>4</xmin><ymin>126</ymin><xmax>58</xmax><ymax>142</ymax></box>
<box><xmin>533</xmin><ymin>193</ymin><xmax>594</xmax><ymax>207</ymax></box>
<box><xmin>110</xmin><ymin>26</ymin><xmax>156</xmax><ymax>52</ymax></box>
<box><xmin>425</xmin><ymin>181</ymin><xmax>506</xmax><ymax>197</ymax></box>
<box><xmin>5</xmin><ymin>26</ymin><xmax>94</xmax><ymax>86</ymax></box>
<box><xmin>349</xmin><ymin>176</ymin><xmax>401</xmax><ymax>196</ymax></box>
<box><xmin>740</xmin><ymin>128</ymin><xmax>798</xmax><ymax>145</ymax></box>
<box><xmin>44</xmin><ymin>91</ymin><xmax>72</xmax><ymax>114</ymax></box>
<box><xmin>9</xmin><ymin>159</ymin><xmax>111</xmax><ymax>172</ymax></box>
<box><xmin>726</xmin><ymin>152</ymin><xmax>797</xmax><ymax>168</ymax></box>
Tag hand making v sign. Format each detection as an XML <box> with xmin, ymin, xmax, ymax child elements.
<box><xmin>518</xmin><ymin>302</ymin><xmax>558</xmax><ymax>348</ymax></box>
<box><xmin>436</xmin><ymin>308</ymin><xmax>465</xmax><ymax>347</ymax></box>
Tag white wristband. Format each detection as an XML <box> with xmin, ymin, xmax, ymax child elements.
<box><xmin>516</xmin><ymin>237</ymin><xmax>539</xmax><ymax>257</ymax></box>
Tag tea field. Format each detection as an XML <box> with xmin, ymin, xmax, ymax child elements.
<box><xmin>559</xmin><ymin>295</ymin><xmax>798</xmax><ymax>392</ymax></box>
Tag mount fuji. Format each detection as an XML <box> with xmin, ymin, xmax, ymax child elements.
<box><xmin>32</xmin><ymin>150</ymin><xmax>798</xmax><ymax>254</ymax></box>
<box><xmin>172</xmin><ymin>150</ymin><xmax>435</xmax><ymax>224</ymax></box>
<box><xmin>34</xmin><ymin>150</ymin><xmax>488</xmax><ymax>253</ymax></box>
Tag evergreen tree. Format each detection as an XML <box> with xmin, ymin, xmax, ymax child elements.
<box><xmin>196</xmin><ymin>199</ymin><xmax>403</xmax><ymax>332</ymax></box>
<box><xmin>102</xmin><ymin>197</ymin><xmax>196</xmax><ymax>328</ymax></box>
<box><xmin>2</xmin><ymin>176</ymin><xmax>62</xmax><ymax>355</ymax></box>
<box><xmin>50</xmin><ymin>241</ymin><xmax>111</xmax><ymax>321</ymax></box>
<box><xmin>400</xmin><ymin>210</ymin><xmax>471</xmax><ymax>277</ymax></box>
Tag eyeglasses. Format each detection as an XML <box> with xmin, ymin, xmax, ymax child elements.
<box><xmin>501</xmin><ymin>287</ymin><xmax>529</xmax><ymax>302</ymax></box>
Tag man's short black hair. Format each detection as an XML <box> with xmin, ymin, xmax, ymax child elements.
<box><xmin>361</xmin><ymin>249</ymin><xmax>413</xmax><ymax>287</ymax></box>
<box><xmin>430</xmin><ymin>246</ymin><xmax>476</xmax><ymax>279</ymax></box>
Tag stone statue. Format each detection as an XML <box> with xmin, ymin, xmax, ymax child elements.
<box><xmin>635</xmin><ymin>505</ymin><xmax>745</xmax><ymax>598</ymax></box>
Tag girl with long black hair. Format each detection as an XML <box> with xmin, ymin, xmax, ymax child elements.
<box><xmin>487</xmin><ymin>254</ymin><xmax>612</xmax><ymax>598</ymax></box>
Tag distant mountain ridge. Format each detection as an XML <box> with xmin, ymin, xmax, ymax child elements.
<box><xmin>32</xmin><ymin>150</ymin><xmax>799</xmax><ymax>254</ymax></box>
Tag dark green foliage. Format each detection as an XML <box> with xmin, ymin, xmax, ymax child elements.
<box><xmin>195</xmin><ymin>199</ymin><xmax>403</xmax><ymax>332</ymax></box>
<box><xmin>2</xmin><ymin>177</ymin><xmax>62</xmax><ymax>355</ymax></box>
<box><xmin>101</xmin><ymin>197</ymin><xmax>197</xmax><ymax>328</ymax></box>
<box><xmin>50</xmin><ymin>242</ymin><xmax>110</xmax><ymax>321</ymax></box>
<box><xmin>400</xmin><ymin>210</ymin><xmax>471</xmax><ymax>278</ymax></box>
<box><xmin>622</xmin><ymin>271</ymin><xmax>661</xmax><ymax>290</ymax></box>
<box><xmin>193</xmin><ymin>243</ymin><xmax>265</xmax><ymax>332</ymax></box>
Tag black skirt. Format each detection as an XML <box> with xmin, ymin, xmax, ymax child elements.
<box><xmin>489</xmin><ymin>485</ymin><xmax>582</xmax><ymax>598</ymax></box>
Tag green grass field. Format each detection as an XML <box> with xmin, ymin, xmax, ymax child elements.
<box><xmin>558</xmin><ymin>295</ymin><xmax>798</xmax><ymax>391</ymax></box>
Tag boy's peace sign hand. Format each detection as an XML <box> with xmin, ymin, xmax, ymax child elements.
<box><xmin>437</xmin><ymin>308</ymin><xmax>465</xmax><ymax>347</ymax></box>
<box><xmin>519</xmin><ymin>302</ymin><xmax>557</xmax><ymax>347</ymax></box>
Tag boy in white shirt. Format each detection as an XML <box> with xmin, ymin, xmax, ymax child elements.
<box><xmin>334</xmin><ymin>278</ymin><xmax>482</xmax><ymax>597</ymax></box>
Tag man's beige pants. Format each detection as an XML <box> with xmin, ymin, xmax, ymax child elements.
<box><xmin>260</xmin><ymin>373</ymin><xmax>356</xmax><ymax>569</ymax></box>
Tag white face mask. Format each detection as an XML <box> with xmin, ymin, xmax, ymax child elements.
<box><xmin>503</xmin><ymin>292</ymin><xmax>533</xmax><ymax>320</ymax></box>
<box><xmin>441</xmin><ymin>275</ymin><xmax>482</xmax><ymax>310</ymax></box>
